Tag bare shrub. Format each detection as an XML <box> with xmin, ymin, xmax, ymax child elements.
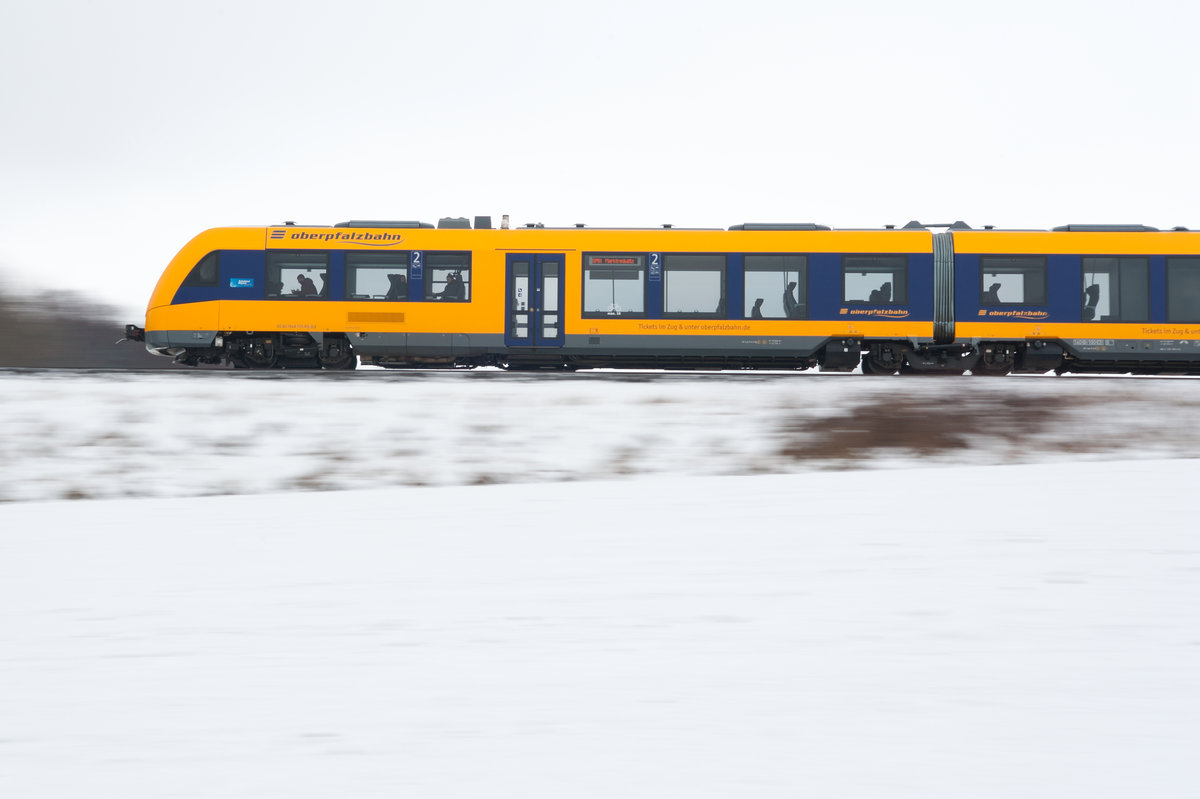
<box><xmin>778</xmin><ymin>393</ymin><xmax>1083</xmax><ymax>463</ymax></box>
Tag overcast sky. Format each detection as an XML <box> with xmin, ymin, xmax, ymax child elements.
<box><xmin>1</xmin><ymin>0</ymin><xmax>1197</xmax><ymax>321</ymax></box>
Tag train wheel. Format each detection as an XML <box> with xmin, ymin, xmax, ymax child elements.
<box><xmin>239</xmin><ymin>337</ymin><xmax>278</xmax><ymax>369</ymax></box>
<box><xmin>318</xmin><ymin>336</ymin><xmax>357</xmax><ymax>370</ymax></box>
<box><xmin>319</xmin><ymin>351</ymin><xmax>357</xmax><ymax>370</ymax></box>
<box><xmin>862</xmin><ymin>355</ymin><xmax>900</xmax><ymax>375</ymax></box>
<box><xmin>242</xmin><ymin>351</ymin><xmax>278</xmax><ymax>369</ymax></box>
<box><xmin>862</xmin><ymin>343</ymin><xmax>905</xmax><ymax>375</ymax></box>
<box><xmin>974</xmin><ymin>344</ymin><xmax>1015</xmax><ymax>376</ymax></box>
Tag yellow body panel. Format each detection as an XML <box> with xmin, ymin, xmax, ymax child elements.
<box><xmin>576</xmin><ymin>318</ymin><xmax>931</xmax><ymax>337</ymax></box>
<box><xmin>149</xmin><ymin>228</ymin><xmax>265</xmax><ymax>311</ymax></box>
<box><xmin>216</xmin><ymin>300</ymin><xmax>500</xmax><ymax>334</ymax></box>
<box><xmin>953</xmin><ymin>230</ymin><xmax>1200</xmax><ymax>256</ymax></box>
<box><xmin>147</xmin><ymin>300</ymin><xmax>219</xmax><ymax>331</ymax></box>
<box><xmin>263</xmin><ymin>226</ymin><xmax>931</xmax><ymax>255</ymax></box>
<box><xmin>957</xmin><ymin>322</ymin><xmax>1200</xmax><ymax>339</ymax></box>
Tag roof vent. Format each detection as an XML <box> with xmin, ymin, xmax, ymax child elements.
<box><xmin>438</xmin><ymin>217</ymin><xmax>471</xmax><ymax>229</ymax></box>
<box><xmin>1051</xmin><ymin>224</ymin><xmax>1159</xmax><ymax>232</ymax></box>
<box><xmin>728</xmin><ymin>223</ymin><xmax>832</xmax><ymax>231</ymax></box>
<box><xmin>474</xmin><ymin>216</ymin><xmax>492</xmax><ymax>230</ymax></box>
<box><xmin>901</xmin><ymin>220</ymin><xmax>927</xmax><ymax>230</ymax></box>
<box><xmin>334</xmin><ymin>220</ymin><xmax>434</xmax><ymax>228</ymax></box>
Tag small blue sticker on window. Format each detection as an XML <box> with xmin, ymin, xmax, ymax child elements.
<box><xmin>230</xmin><ymin>278</ymin><xmax>255</xmax><ymax>288</ymax></box>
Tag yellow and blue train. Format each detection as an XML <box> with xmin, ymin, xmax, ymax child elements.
<box><xmin>126</xmin><ymin>216</ymin><xmax>1200</xmax><ymax>374</ymax></box>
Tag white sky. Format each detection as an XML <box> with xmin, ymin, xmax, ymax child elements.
<box><xmin>2</xmin><ymin>0</ymin><xmax>1197</xmax><ymax>320</ymax></box>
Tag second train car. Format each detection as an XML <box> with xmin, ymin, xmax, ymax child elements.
<box><xmin>125</xmin><ymin>217</ymin><xmax>1200</xmax><ymax>375</ymax></box>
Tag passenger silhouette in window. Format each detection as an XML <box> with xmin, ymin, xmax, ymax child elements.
<box><xmin>868</xmin><ymin>282</ymin><xmax>892</xmax><ymax>304</ymax></box>
<box><xmin>385</xmin><ymin>273</ymin><xmax>408</xmax><ymax>300</ymax></box>
<box><xmin>751</xmin><ymin>297</ymin><xmax>765</xmax><ymax>319</ymax></box>
<box><xmin>983</xmin><ymin>282</ymin><xmax>1002</xmax><ymax>305</ymax></box>
<box><xmin>294</xmin><ymin>274</ymin><xmax>317</xmax><ymax>296</ymax></box>
<box><xmin>1083</xmin><ymin>283</ymin><xmax>1100</xmax><ymax>321</ymax></box>
<box><xmin>439</xmin><ymin>271</ymin><xmax>466</xmax><ymax>300</ymax></box>
<box><xmin>318</xmin><ymin>271</ymin><xmax>329</xmax><ymax>298</ymax></box>
<box><xmin>783</xmin><ymin>282</ymin><xmax>799</xmax><ymax>318</ymax></box>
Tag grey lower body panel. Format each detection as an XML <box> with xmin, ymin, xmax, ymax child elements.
<box><xmin>146</xmin><ymin>330</ymin><xmax>218</xmax><ymax>354</ymax></box>
<box><xmin>357</xmin><ymin>333</ymin><xmax>832</xmax><ymax>359</ymax></box>
<box><xmin>352</xmin><ymin>333</ymin><xmax>499</xmax><ymax>357</ymax></box>
<box><xmin>1064</xmin><ymin>338</ymin><xmax>1200</xmax><ymax>359</ymax></box>
<box><xmin>560</xmin><ymin>334</ymin><xmax>832</xmax><ymax>358</ymax></box>
<box><xmin>149</xmin><ymin>330</ymin><xmax>840</xmax><ymax>368</ymax></box>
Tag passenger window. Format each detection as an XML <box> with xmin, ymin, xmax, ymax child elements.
<box><xmin>181</xmin><ymin>252</ymin><xmax>219</xmax><ymax>288</ymax></box>
<box><xmin>425</xmin><ymin>253</ymin><xmax>471</xmax><ymax>301</ymax></box>
<box><xmin>1167</xmin><ymin>257</ymin><xmax>1200</xmax><ymax>322</ymax></box>
<box><xmin>348</xmin><ymin>252</ymin><xmax>409</xmax><ymax>300</ymax></box>
<box><xmin>584</xmin><ymin>253</ymin><xmax>646</xmax><ymax>316</ymax></box>
<box><xmin>980</xmin><ymin>257</ymin><xmax>1047</xmax><ymax>306</ymax></box>
<box><xmin>664</xmin><ymin>255</ymin><xmax>727</xmax><ymax>317</ymax></box>
<box><xmin>1082</xmin><ymin>257</ymin><xmax>1149</xmax><ymax>322</ymax></box>
<box><xmin>266</xmin><ymin>252</ymin><xmax>329</xmax><ymax>299</ymax></box>
<box><xmin>745</xmin><ymin>255</ymin><xmax>807</xmax><ymax>319</ymax></box>
<box><xmin>843</xmin><ymin>256</ymin><xmax>907</xmax><ymax>304</ymax></box>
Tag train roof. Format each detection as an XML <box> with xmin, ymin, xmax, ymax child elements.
<box><xmin>272</xmin><ymin>218</ymin><xmax>1192</xmax><ymax>233</ymax></box>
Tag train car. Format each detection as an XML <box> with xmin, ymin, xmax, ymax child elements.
<box><xmin>124</xmin><ymin>217</ymin><xmax>1200</xmax><ymax>374</ymax></box>
<box><xmin>950</xmin><ymin>225</ymin><xmax>1200</xmax><ymax>374</ymax></box>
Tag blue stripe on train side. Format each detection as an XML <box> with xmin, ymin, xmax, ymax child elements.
<box><xmin>171</xmin><ymin>251</ymin><xmax>266</xmax><ymax>305</ymax></box>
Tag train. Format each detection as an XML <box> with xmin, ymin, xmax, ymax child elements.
<box><xmin>124</xmin><ymin>216</ymin><xmax>1200</xmax><ymax>375</ymax></box>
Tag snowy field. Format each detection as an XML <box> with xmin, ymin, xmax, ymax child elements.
<box><xmin>2</xmin><ymin>371</ymin><xmax>1200</xmax><ymax>797</ymax></box>
<box><xmin>3</xmin><ymin>369</ymin><xmax>1200</xmax><ymax>502</ymax></box>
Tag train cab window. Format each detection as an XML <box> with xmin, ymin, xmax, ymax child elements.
<box><xmin>663</xmin><ymin>255</ymin><xmax>727</xmax><ymax>317</ymax></box>
<box><xmin>266</xmin><ymin>252</ymin><xmax>330</xmax><ymax>299</ymax></box>
<box><xmin>425</xmin><ymin>253</ymin><xmax>471</xmax><ymax>301</ymax></box>
<box><xmin>584</xmin><ymin>253</ymin><xmax>646</xmax><ymax>317</ymax></box>
<box><xmin>181</xmin><ymin>252</ymin><xmax>219</xmax><ymax>288</ymax></box>
<box><xmin>348</xmin><ymin>252</ymin><xmax>409</xmax><ymax>300</ymax></box>
<box><xmin>745</xmin><ymin>255</ymin><xmax>807</xmax><ymax>319</ymax></box>
<box><xmin>843</xmin><ymin>256</ymin><xmax>907</xmax><ymax>304</ymax></box>
<box><xmin>979</xmin><ymin>256</ymin><xmax>1047</xmax><ymax>306</ymax></box>
<box><xmin>1167</xmin><ymin>257</ymin><xmax>1200</xmax><ymax>322</ymax></box>
<box><xmin>1082</xmin><ymin>257</ymin><xmax>1149</xmax><ymax>322</ymax></box>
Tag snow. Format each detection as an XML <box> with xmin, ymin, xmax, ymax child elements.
<box><xmin>2</xmin><ymin>370</ymin><xmax>1200</xmax><ymax>502</ymax></box>
<box><xmin>2</xmin><ymin>372</ymin><xmax>1199</xmax><ymax>797</ymax></box>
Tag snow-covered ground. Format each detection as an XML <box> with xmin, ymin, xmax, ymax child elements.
<box><xmin>2</xmin><ymin>372</ymin><xmax>1199</xmax><ymax>797</ymax></box>
<box><xmin>2</xmin><ymin>370</ymin><xmax>1200</xmax><ymax>502</ymax></box>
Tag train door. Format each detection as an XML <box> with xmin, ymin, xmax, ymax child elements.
<box><xmin>505</xmin><ymin>254</ymin><xmax>565</xmax><ymax>347</ymax></box>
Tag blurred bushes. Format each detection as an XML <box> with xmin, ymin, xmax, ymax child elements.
<box><xmin>0</xmin><ymin>287</ymin><xmax>178</xmax><ymax>368</ymax></box>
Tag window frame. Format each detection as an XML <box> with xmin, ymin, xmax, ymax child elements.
<box><xmin>582</xmin><ymin>252</ymin><xmax>649</xmax><ymax>318</ymax></box>
<box><xmin>842</xmin><ymin>255</ymin><xmax>909</xmax><ymax>305</ymax></box>
<box><xmin>1081</xmin><ymin>256</ymin><xmax>1150</xmax><ymax>323</ymax></box>
<box><xmin>346</xmin><ymin>251</ymin><xmax>410</xmax><ymax>301</ymax></box>
<box><xmin>423</xmin><ymin>251</ymin><xmax>472</xmax><ymax>302</ymax></box>
<box><xmin>661</xmin><ymin>254</ymin><xmax>728</xmax><ymax>319</ymax></box>
<box><xmin>979</xmin><ymin>256</ymin><xmax>1048</xmax><ymax>307</ymax></box>
<box><xmin>1167</xmin><ymin>257</ymin><xmax>1200</xmax><ymax>323</ymax></box>
<box><xmin>744</xmin><ymin>254</ymin><xmax>808</xmax><ymax>320</ymax></box>
<box><xmin>181</xmin><ymin>252</ymin><xmax>220</xmax><ymax>288</ymax></box>
<box><xmin>265</xmin><ymin>251</ymin><xmax>330</xmax><ymax>300</ymax></box>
